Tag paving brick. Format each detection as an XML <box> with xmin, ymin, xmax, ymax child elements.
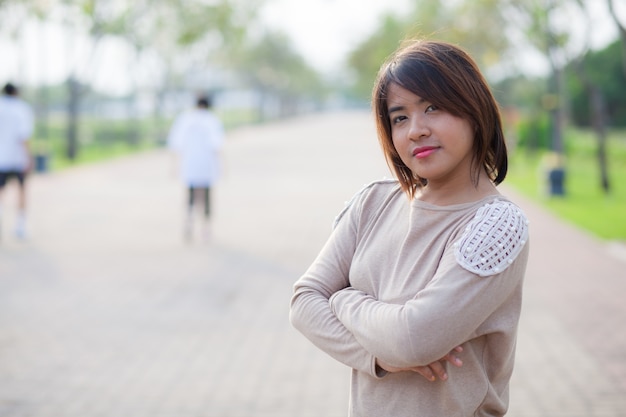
<box><xmin>0</xmin><ymin>112</ymin><xmax>624</xmax><ymax>416</ymax></box>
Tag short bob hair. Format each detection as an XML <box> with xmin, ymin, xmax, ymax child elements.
<box><xmin>372</xmin><ymin>40</ymin><xmax>508</xmax><ymax>198</ymax></box>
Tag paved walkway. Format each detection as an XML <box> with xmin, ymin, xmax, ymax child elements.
<box><xmin>0</xmin><ymin>111</ymin><xmax>625</xmax><ymax>416</ymax></box>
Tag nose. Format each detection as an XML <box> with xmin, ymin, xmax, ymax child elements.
<box><xmin>408</xmin><ymin>116</ymin><xmax>429</xmax><ymax>141</ymax></box>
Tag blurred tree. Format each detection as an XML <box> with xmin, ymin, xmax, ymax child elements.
<box><xmin>346</xmin><ymin>0</ymin><xmax>512</xmax><ymax>101</ymax></box>
<box><xmin>607</xmin><ymin>0</ymin><xmax>626</xmax><ymax>77</ymax></box>
<box><xmin>348</xmin><ymin>0</ymin><xmax>621</xmax><ymax>196</ymax></box>
<box><xmin>0</xmin><ymin>0</ymin><xmax>54</xmax><ymax>159</ymax></box>
<box><xmin>503</xmin><ymin>0</ymin><xmax>582</xmax><ymax>158</ymax></box>
<box><xmin>567</xmin><ymin>41</ymin><xmax>626</xmax><ymax>127</ymax></box>
<box><xmin>117</xmin><ymin>0</ymin><xmax>323</xmax><ymax>124</ymax></box>
<box><xmin>347</xmin><ymin>14</ymin><xmax>410</xmax><ymax>102</ymax></box>
<box><xmin>567</xmin><ymin>0</ymin><xmax>612</xmax><ymax>193</ymax></box>
<box><xmin>0</xmin><ymin>0</ymin><xmax>40</xmax><ymax>82</ymax></box>
<box><xmin>111</xmin><ymin>0</ymin><xmax>261</xmax><ymax>143</ymax></box>
<box><xmin>54</xmin><ymin>0</ymin><xmax>131</xmax><ymax>159</ymax></box>
<box><xmin>230</xmin><ymin>30</ymin><xmax>326</xmax><ymax>121</ymax></box>
<box><xmin>493</xmin><ymin>74</ymin><xmax>550</xmax><ymax>154</ymax></box>
<box><xmin>3</xmin><ymin>0</ymin><xmax>274</xmax><ymax>159</ymax></box>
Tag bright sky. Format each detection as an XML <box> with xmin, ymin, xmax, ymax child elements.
<box><xmin>0</xmin><ymin>0</ymin><xmax>622</xmax><ymax>95</ymax></box>
<box><xmin>0</xmin><ymin>0</ymin><xmax>412</xmax><ymax>94</ymax></box>
<box><xmin>260</xmin><ymin>0</ymin><xmax>622</xmax><ymax>75</ymax></box>
<box><xmin>258</xmin><ymin>0</ymin><xmax>412</xmax><ymax>72</ymax></box>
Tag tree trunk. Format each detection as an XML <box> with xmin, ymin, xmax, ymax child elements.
<box><xmin>589</xmin><ymin>85</ymin><xmax>610</xmax><ymax>193</ymax></box>
<box><xmin>572</xmin><ymin>37</ymin><xmax>612</xmax><ymax>195</ymax></box>
<box><xmin>66</xmin><ymin>77</ymin><xmax>81</xmax><ymax>160</ymax></box>
<box><xmin>545</xmin><ymin>21</ymin><xmax>567</xmax><ymax>197</ymax></box>
<box><xmin>608</xmin><ymin>0</ymin><xmax>626</xmax><ymax>77</ymax></box>
<box><xmin>548</xmin><ymin>67</ymin><xmax>565</xmax><ymax>155</ymax></box>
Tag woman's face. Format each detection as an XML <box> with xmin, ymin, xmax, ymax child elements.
<box><xmin>387</xmin><ymin>83</ymin><xmax>475</xmax><ymax>188</ymax></box>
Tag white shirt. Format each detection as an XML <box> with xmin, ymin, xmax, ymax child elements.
<box><xmin>167</xmin><ymin>108</ymin><xmax>224</xmax><ymax>187</ymax></box>
<box><xmin>0</xmin><ymin>95</ymin><xmax>34</xmax><ymax>171</ymax></box>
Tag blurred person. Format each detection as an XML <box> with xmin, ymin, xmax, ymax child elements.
<box><xmin>0</xmin><ymin>82</ymin><xmax>34</xmax><ymax>240</ymax></box>
<box><xmin>290</xmin><ymin>40</ymin><xmax>530</xmax><ymax>416</ymax></box>
<box><xmin>167</xmin><ymin>93</ymin><xmax>224</xmax><ymax>242</ymax></box>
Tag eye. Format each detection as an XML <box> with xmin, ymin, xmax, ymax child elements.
<box><xmin>390</xmin><ymin>115</ymin><xmax>407</xmax><ymax>125</ymax></box>
<box><xmin>425</xmin><ymin>104</ymin><xmax>438</xmax><ymax>113</ymax></box>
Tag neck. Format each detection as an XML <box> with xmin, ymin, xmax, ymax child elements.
<box><xmin>416</xmin><ymin>171</ymin><xmax>499</xmax><ymax>206</ymax></box>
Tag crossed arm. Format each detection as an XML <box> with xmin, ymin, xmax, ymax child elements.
<box><xmin>290</xmin><ymin>233</ymin><xmax>468</xmax><ymax>382</ymax></box>
<box><xmin>378</xmin><ymin>346</ymin><xmax>464</xmax><ymax>381</ymax></box>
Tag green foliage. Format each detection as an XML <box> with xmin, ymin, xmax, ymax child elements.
<box><xmin>507</xmin><ymin>128</ymin><xmax>626</xmax><ymax>240</ymax></box>
<box><xmin>345</xmin><ymin>0</ymin><xmax>514</xmax><ymax>101</ymax></box>
<box><xmin>32</xmin><ymin>117</ymin><xmax>162</xmax><ymax>170</ymax></box>
<box><xmin>516</xmin><ymin>113</ymin><xmax>551</xmax><ymax>151</ymax></box>
<box><xmin>31</xmin><ymin>109</ymin><xmax>258</xmax><ymax>171</ymax></box>
<box><xmin>234</xmin><ymin>30</ymin><xmax>326</xmax><ymax>99</ymax></box>
<box><xmin>347</xmin><ymin>15</ymin><xmax>411</xmax><ymax>101</ymax></box>
<box><xmin>566</xmin><ymin>41</ymin><xmax>626</xmax><ymax>127</ymax></box>
<box><xmin>492</xmin><ymin>75</ymin><xmax>547</xmax><ymax>109</ymax></box>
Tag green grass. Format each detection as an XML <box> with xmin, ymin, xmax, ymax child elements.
<box><xmin>506</xmin><ymin>128</ymin><xmax>626</xmax><ymax>241</ymax></box>
<box><xmin>31</xmin><ymin>108</ymin><xmax>261</xmax><ymax>171</ymax></box>
<box><xmin>35</xmin><ymin>113</ymin><xmax>625</xmax><ymax>242</ymax></box>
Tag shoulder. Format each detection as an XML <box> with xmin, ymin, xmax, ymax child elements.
<box><xmin>454</xmin><ymin>198</ymin><xmax>529</xmax><ymax>277</ymax></box>
<box><xmin>333</xmin><ymin>178</ymin><xmax>401</xmax><ymax>229</ymax></box>
<box><xmin>1</xmin><ymin>97</ymin><xmax>29</xmax><ymax>112</ymax></box>
<box><xmin>12</xmin><ymin>98</ymin><xmax>32</xmax><ymax>113</ymax></box>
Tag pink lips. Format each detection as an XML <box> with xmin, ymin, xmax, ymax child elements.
<box><xmin>413</xmin><ymin>146</ymin><xmax>438</xmax><ymax>159</ymax></box>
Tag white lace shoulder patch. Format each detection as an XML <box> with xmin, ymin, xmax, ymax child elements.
<box><xmin>454</xmin><ymin>199</ymin><xmax>529</xmax><ymax>277</ymax></box>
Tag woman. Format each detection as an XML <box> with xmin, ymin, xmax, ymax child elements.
<box><xmin>290</xmin><ymin>40</ymin><xmax>530</xmax><ymax>416</ymax></box>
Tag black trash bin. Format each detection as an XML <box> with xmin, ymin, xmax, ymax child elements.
<box><xmin>34</xmin><ymin>153</ymin><xmax>49</xmax><ymax>173</ymax></box>
<box><xmin>548</xmin><ymin>167</ymin><xmax>565</xmax><ymax>196</ymax></box>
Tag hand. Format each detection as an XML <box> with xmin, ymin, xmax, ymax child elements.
<box><xmin>25</xmin><ymin>155</ymin><xmax>34</xmax><ymax>174</ymax></box>
<box><xmin>376</xmin><ymin>346</ymin><xmax>463</xmax><ymax>382</ymax></box>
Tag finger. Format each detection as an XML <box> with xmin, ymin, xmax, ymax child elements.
<box><xmin>443</xmin><ymin>348</ymin><xmax>463</xmax><ymax>367</ymax></box>
<box><xmin>428</xmin><ymin>362</ymin><xmax>448</xmax><ymax>381</ymax></box>
<box><xmin>444</xmin><ymin>353</ymin><xmax>463</xmax><ymax>367</ymax></box>
<box><xmin>413</xmin><ymin>366</ymin><xmax>436</xmax><ymax>382</ymax></box>
<box><xmin>440</xmin><ymin>353</ymin><xmax>463</xmax><ymax>368</ymax></box>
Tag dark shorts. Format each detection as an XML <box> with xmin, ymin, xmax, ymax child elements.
<box><xmin>0</xmin><ymin>170</ymin><xmax>26</xmax><ymax>188</ymax></box>
<box><xmin>188</xmin><ymin>186</ymin><xmax>211</xmax><ymax>217</ymax></box>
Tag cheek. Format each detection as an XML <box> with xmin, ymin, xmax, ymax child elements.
<box><xmin>392</xmin><ymin>141</ymin><xmax>412</xmax><ymax>168</ymax></box>
<box><xmin>391</xmin><ymin>129</ymin><xmax>407</xmax><ymax>151</ymax></box>
<box><xmin>391</xmin><ymin>135</ymin><xmax>400</xmax><ymax>151</ymax></box>
<box><xmin>456</xmin><ymin>123</ymin><xmax>476</xmax><ymax>154</ymax></box>
<box><xmin>391</xmin><ymin>137</ymin><xmax>410</xmax><ymax>164</ymax></box>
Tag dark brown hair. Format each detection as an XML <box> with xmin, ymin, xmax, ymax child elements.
<box><xmin>3</xmin><ymin>83</ymin><xmax>18</xmax><ymax>96</ymax></box>
<box><xmin>372</xmin><ymin>40</ymin><xmax>507</xmax><ymax>198</ymax></box>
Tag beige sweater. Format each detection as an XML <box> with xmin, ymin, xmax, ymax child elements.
<box><xmin>290</xmin><ymin>180</ymin><xmax>529</xmax><ymax>417</ymax></box>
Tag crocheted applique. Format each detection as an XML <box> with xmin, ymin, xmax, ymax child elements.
<box><xmin>454</xmin><ymin>199</ymin><xmax>529</xmax><ymax>277</ymax></box>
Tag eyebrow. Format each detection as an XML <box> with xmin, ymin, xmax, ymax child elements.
<box><xmin>387</xmin><ymin>97</ymin><xmax>427</xmax><ymax>115</ymax></box>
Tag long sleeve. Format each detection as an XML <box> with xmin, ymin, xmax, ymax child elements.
<box><xmin>290</xmin><ymin>188</ymin><xmax>381</xmax><ymax>377</ymax></box>
<box><xmin>329</xmin><ymin>200</ymin><xmax>530</xmax><ymax>368</ymax></box>
<box><xmin>330</xmin><ymin>247</ymin><xmax>527</xmax><ymax>367</ymax></box>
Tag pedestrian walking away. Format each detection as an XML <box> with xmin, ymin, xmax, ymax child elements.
<box><xmin>0</xmin><ymin>82</ymin><xmax>34</xmax><ymax>240</ymax></box>
<box><xmin>167</xmin><ymin>93</ymin><xmax>224</xmax><ymax>242</ymax></box>
<box><xmin>290</xmin><ymin>40</ymin><xmax>530</xmax><ymax>417</ymax></box>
